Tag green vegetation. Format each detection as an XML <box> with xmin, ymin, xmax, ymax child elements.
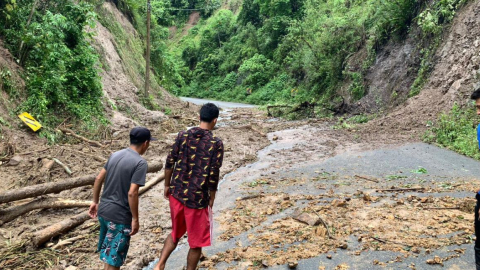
<box><xmin>411</xmin><ymin>167</ymin><xmax>428</xmax><ymax>174</ymax></box>
<box><xmin>164</xmin><ymin>0</ymin><xmax>424</xmax><ymax>106</ymax></box>
<box><xmin>1</xmin><ymin>0</ymin><xmax>106</xmax><ymax>130</ymax></box>
<box><xmin>424</xmin><ymin>104</ymin><xmax>480</xmax><ymax>160</ymax></box>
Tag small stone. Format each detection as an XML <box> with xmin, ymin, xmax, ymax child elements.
<box><xmin>339</xmin><ymin>243</ymin><xmax>348</xmax><ymax>249</ymax></box>
<box><xmin>288</xmin><ymin>260</ymin><xmax>298</xmax><ymax>269</ymax></box>
<box><xmin>332</xmin><ymin>199</ymin><xmax>347</xmax><ymax>207</ymax></box>
<box><xmin>7</xmin><ymin>156</ymin><xmax>22</xmax><ymax>166</ymax></box>
<box><xmin>262</xmin><ymin>260</ymin><xmax>269</xmax><ymax>267</ymax></box>
<box><xmin>273</xmin><ymin>135</ymin><xmax>279</xmax><ymax>141</ymax></box>
<box><xmin>65</xmin><ymin>266</ymin><xmax>77</xmax><ymax>270</ymax></box>
<box><xmin>292</xmin><ymin>212</ymin><xmax>321</xmax><ymax>226</ymax></box>
<box><xmin>327</xmin><ymin>255</ymin><xmax>332</xmax><ymax>259</ymax></box>
<box><xmin>315</xmin><ymin>227</ymin><xmax>327</xmax><ymax>237</ymax></box>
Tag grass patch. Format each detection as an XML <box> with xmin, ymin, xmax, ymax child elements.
<box><xmin>424</xmin><ymin>104</ymin><xmax>480</xmax><ymax>159</ymax></box>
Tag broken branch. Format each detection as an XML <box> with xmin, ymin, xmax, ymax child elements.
<box><xmin>58</xmin><ymin>128</ymin><xmax>104</xmax><ymax>148</ymax></box>
<box><xmin>313</xmin><ymin>211</ymin><xmax>334</xmax><ymax>239</ymax></box>
<box><xmin>376</xmin><ymin>187</ymin><xmax>424</xmax><ymax>192</ymax></box>
<box><xmin>372</xmin><ymin>237</ymin><xmax>409</xmax><ymax>247</ymax></box>
<box><xmin>354</xmin><ymin>175</ymin><xmax>379</xmax><ymax>183</ymax></box>
<box><xmin>53</xmin><ymin>158</ymin><xmax>72</xmax><ymax>176</ymax></box>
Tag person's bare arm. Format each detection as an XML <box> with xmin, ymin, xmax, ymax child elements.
<box><xmin>89</xmin><ymin>168</ymin><xmax>107</xmax><ymax>218</ymax></box>
<box><xmin>164</xmin><ymin>168</ymin><xmax>174</xmax><ymax>199</ymax></box>
<box><xmin>128</xmin><ymin>183</ymin><xmax>140</xmax><ymax>236</ymax></box>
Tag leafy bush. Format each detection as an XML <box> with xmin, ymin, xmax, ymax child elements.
<box><xmin>238</xmin><ymin>54</ymin><xmax>277</xmax><ymax>89</ymax></box>
<box><xmin>424</xmin><ymin>104</ymin><xmax>480</xmax><ymax>159</ymax></box>
<box><xmin>1</xmin><ymin>1</ymin><xmax>105</xmax><ymax>127</ymax></box>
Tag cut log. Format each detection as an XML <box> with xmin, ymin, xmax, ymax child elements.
<box><xmin>139</xmin><ymin>173</ymin><xmax>165</xmax><ymax>195</ymax></box>
<box><xmin>0</xmin><ymin>198</ymin><xmax>92</xmax><ymax>226</ymax></box>
<box><xmin>32</xmin><ymin>212</ymin><xmax>91</xmax><ymax>248</ymax></box>
<box><xmin>31</xmin><ymin>173</ymin><xmax>165</xmax><ymax>247</ymax></box>
<box><xmin>0</xmin><ymin>162</ymin><xmax>163</xmax><ymax>204</ymax></box>
<box><xmin>58</xmin><ymin>128</ymin><xmax>104</xmax><ymax>148</ymax></box>
<box><xmin>0</xmin><ymin>174</ymin><xmax>96</xmax><ymax>204</ymax></box>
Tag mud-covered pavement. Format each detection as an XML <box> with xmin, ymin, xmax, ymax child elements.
<box><xmin>147</xmin><ymin>118</ymin><xmax>480</xmax><ymax>270</ymax></box>
<box><xmin>2</xmin><ymin>100</ymin><xmax>479</xmax><ymax>270</ymax></box>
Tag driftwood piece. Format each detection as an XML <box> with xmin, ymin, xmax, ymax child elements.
<box><xmin>59</xmin><ymin>128</ymin><xmax>104</xmax><ymax>148</ymax></box>
<box><xmin>0</xmin><ymin>162</ymin><xmax>163</xmax><ymax>204</ymax></box>
<box><xmin>0</xmin><ymin>198</ymin><xmax>91</xmax><ymax>225</ymax></box>
<box><xmin>354</xmin><ymin>175</ymin><xmax>379</xmax><ymax>183</ymax></box>
<box><xmin>51</xmin><ymin>235</ymin><xmax>87</xmax><ymax>250</ymax></box>
<box><xmin>376</xmin><ymin>187</ymin><xmax>425</xmax><ymax>192</ymax></box>
<box><xmin>31</xmin><ymin>173</ymin><xmax>165</xmax><ymax>247</ymax></box>
<box><xmin>53</xmin><ymin>158</ymin><xmax>72</xmax><ymax>175</ymax></box>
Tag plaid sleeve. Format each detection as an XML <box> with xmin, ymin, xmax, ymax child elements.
<box><xmin>208</xmin><ymin>140</ymin><xmax>224</xmax><ymax>191</ymax></box>
<box><xmin>165</xmin><ymin>131</ymin><xmax>183</xmax><ymax>170</ymax></box>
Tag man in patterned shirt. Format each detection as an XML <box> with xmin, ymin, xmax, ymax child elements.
<box><xmin>155</xmin><ymin>103</ymin><xmax>224</xmax><ymax>270</ymax></box>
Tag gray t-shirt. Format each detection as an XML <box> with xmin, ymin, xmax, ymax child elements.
<box><xmin>98</xmin><ymin>148</ymin><xmax>147</xmax><ymax>224</ymax></box>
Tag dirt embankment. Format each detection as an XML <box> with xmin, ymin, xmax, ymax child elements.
<box><xmin>364</xmin><ymin>1</ymin><xmax>480</xmax><ymax>136</ymax></box>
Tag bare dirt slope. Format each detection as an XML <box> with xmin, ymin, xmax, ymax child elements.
<box><xmin>367</xmin><ymin>0</ymin><xmax>480</xmax><ymax>135</ymax></box>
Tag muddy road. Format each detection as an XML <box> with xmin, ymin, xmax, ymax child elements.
<box><xmin>1</xmin><ymin>100</ymin><xmax>478</xmax><ymax>270</ymax></box>
<box><xmin>142</xmin><ymin>112</ymin><xmax>479</xmax><ymax>269</ymax></box>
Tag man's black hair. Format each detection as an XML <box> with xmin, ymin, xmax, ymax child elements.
<box><xmin>472</xmin><ymin>89</ymin><xmax>480</xmax><ymax>100</ymax></box>
<box><xmin>200</xmin><ymin>103</ymin><xmax>220</xmax><ymax>123</ymax></box>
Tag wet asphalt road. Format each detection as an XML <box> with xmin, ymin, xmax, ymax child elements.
<box><xmin>144</xmin><ymin>125</ymin><xmax>480</xmax><ymax>270</ymax></box>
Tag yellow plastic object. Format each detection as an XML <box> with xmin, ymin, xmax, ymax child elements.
<box><xmin>18</xmin><ymin>112</ymin><xmax>42</xmax><ymax>132</ymax></box>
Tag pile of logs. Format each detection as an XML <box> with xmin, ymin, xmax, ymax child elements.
<box><xmin>0</xmin><ymin>161</ymin><xmax>164</xmax><ymax>248</ymax></box>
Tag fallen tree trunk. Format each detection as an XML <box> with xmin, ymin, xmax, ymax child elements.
<box><xmin>31</xmin><ymin>173</ymin><xmax>165</xmax><ymax>247</ymax></box>
<box><xmin>0</xmin><ymin>198</ymin><xmax>92</xmax><ymax>226</ymax></box>
<box><xmin>32</xmin><ymin>212</ymin><xmax>91</xmax><ymax>248</ymax></box>
<box><xmin>0</xmin><ymin>162</ymin><xmax>163</xmax><ymax>204</ymax></box>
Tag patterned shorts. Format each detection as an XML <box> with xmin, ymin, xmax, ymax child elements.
<box><xmin>97</xmin><ymin>216</ymin><xmax>131</xmax><ymax>267</ymax></box>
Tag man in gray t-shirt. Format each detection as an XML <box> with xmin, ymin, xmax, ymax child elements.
<box><xmin>89</xmin><ymin>127</ymin><xmax>155</xmax><ymax>270</ymax></box>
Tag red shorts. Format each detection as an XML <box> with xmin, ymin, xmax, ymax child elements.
<box><xmin>169</xmin><ymin>195</ymin><xmax>212</xmax><ymax>248</ymax></box>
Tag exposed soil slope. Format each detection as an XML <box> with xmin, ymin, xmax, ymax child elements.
<box><xmin>367</xmin><ymin>1</ymin><xmax>480</xmax><ymax>135</ymax></box>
